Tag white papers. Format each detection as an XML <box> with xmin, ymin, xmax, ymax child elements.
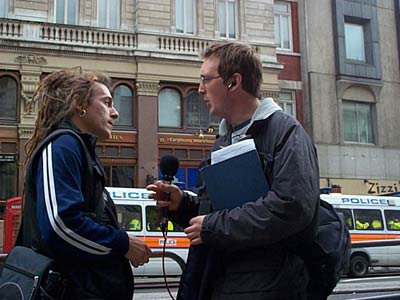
<box><xmin>211</xmin><ymin>138</ymin><xmax>256</xmax><ymax>165</ymax></box>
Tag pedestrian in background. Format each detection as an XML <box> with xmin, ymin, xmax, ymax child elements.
<box><xmin>147</xmin><ymin>41</ymin><xmax>320</xmax><ymax>300</ymax></box>
<box><xmin>20</xmin><ymin>69</ymin><xmax>151</xmax><ymax>299</ymax></box>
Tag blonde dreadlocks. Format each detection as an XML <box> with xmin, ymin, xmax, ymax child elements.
<box><xmin>23</xmin><ymin>69</ymin><xmax>111</xmax><ymax>169</ymax></box>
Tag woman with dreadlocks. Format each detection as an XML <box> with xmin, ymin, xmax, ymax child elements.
<box><xmin>19</xmin><ymin>69</ymin><xmax>152</xmax><ymax>299</ymax></box>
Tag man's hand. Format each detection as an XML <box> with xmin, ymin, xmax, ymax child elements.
<box><xmin>185</xmin><ymin>215</ymin><xmax>206</xmax><ymax>245</ymax></box>
<box><xmin>146</xmin><ymin>181</ymin><xmax>183</xmax><ymax>211</ymax></box>
<box><xmin>125</xmin><ymin>235</ymin><xmax>152</xmax><ymax>267</ymax></box>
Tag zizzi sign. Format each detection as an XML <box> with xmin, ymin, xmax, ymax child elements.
<box><xmin>367</xmin><ymin>181</ymin><xmax>399</xmax><ymax>194</ymax></box>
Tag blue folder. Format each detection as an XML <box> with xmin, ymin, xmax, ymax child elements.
<box><xmin>200</xmin><ymin>149</ymin><xmax>269</xmax><ymax>211</ymax></box>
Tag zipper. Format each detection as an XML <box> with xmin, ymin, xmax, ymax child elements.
<box><xmin>5</xmin><ymin>264</ymin><xmax>41</xmax><ymax>298</ymax></box>
<box><xmin>5</xmin><ymin>263</ymin><xmax>37</xmax><ymax>279</ymax></box>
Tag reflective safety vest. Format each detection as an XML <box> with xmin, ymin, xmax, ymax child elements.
<box><xmin>356</xmin><ymin>220</ymin><xmax>370</xmax><ymax>230</ymax></box>
<box><xmin>147</xmin><ymin>220</ymin><xmax>174</xmax><ymax>231</ymax></box>
<box><xmin>388</xmin><ymin>220</ymin><xmax>400</xmax><ymax>230</ymax></box>
<box><xmin>371</xmin><ymin>219</ymin><xmax>382</xmax><ymax>229</ymax></box>
<box><xmin>128</xmin><ymin>218</ymin><xmax>141</xmax><ymax>231</ymax></box>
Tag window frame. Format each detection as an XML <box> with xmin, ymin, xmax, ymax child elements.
<box><xmin>116</xmin><ymin>204</ymin><xmax>142</xmax><ymax>231</ymax></box>
<box><xmin>333</xmin><ymin>0</ymin><xmax>381</xmax><ymax>79</ymax></box>
<box><xmin>0</xmin><ymin>74</ymin><xmax>19</xmax><ymax>124</ymax></box>
<box><xmin>218</xmin><ymin>0</ymin><xmax>237</xmax><ymax>39</ymax></box>
<box><xmin>112</xmin><ymin>83</ymin><xmax>134</xmax><ymax>128</ymax></box>
<box><xmin>97</xmin><ymin>0</ymin><xmax>120</xmax><ymax>30</ymax></box>
<box><xmin>342</xmin><ymin>101</ymin><xmax>375</xmax><ymax>145</ymax></box>
<box><xmin>175</xmin><ymin>0</ymin><xmax>195</xmax><ymax>35</ymax></box>
<box><xmin>185</xmin><ymin>89</ymin><xmax>216</xmax><ymax>130</ymax></box>
<box><xmin>55</xmin><ymin>0</ymin><xmax>79</xmax><ymax>25</ymax></box>
<box><xmin>274</xmin><ymin>1</ymin><xmax>293</xmax><ymax>51</ymax></box>
<box><xmin>277</xmin><ymin>90</ymin><xmax>296</xmax><ymax>118</ymax></box>
<box><xmin>102</xmin><ymin>164</ymin><xmax>135</xmax><ymax>188</ymax></box>
<box><xmin>158</xmin><ymin>87</ymin><xmax>182</xmax><ymax>129</ymax></box>
<box><xmin>344</xmin><ymin>21</ymin><xmax>366</xmax><ymax>62</ymax></box>
<box><xmin>0</xmin><ymin>0</ymin><xmax>7</xmax><ymax>18</ymax></box>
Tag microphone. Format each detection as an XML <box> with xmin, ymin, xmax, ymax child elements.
<box><xmin>159</xmin><ymin>155</ymin><xmax>179</xmax><ymax>232</ymax></box>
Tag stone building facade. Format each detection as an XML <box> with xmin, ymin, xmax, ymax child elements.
<box><xmin>1</xmin><ymin>0</ymin><xmax>304</xmax><ymax>204</ymax></box>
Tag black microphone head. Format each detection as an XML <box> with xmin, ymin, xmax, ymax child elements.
<box><xmin>160</xmin><ymin>155</ymin><xmax>179</xmax><ymax>180</ymax></box>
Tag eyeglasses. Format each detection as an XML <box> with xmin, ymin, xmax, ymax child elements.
<box><xmin>200</xmin><ymin>75</ymin><xmax>221</xmax><ymax>85</ymax></box>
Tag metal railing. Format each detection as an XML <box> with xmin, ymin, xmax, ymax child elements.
<box><xmin>0</xmin><ymin>250</ymin><xmax>185</xmax><ymax>272</ymax></box>
<box><xmin>347</xmin><ymin>239</ymin><xmax>400</xmax><ymax>300</ymax></box>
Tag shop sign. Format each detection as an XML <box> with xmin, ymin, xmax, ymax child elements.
<box><xmin>366</xmin><ymin>181</ymin><xmax>400</xmax><ymax>195</ymax></box>
<box><xmin>159</xmin><ymin>135</ymin><xmax>214</xmax><ymax>145</ymax></box>
<box><xmin>107</xmin><ymin>134</ymin><xmax>135</xmax><ymax>143</ymax></box>
<box><xmin>0</xmin><ymin>154</ymin><xmax>16</xmax><ymax>163</ymax></box>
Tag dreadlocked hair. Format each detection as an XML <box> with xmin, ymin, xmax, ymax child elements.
<box><xmin>23</xmin><ymin>68</ymin><xmax>111</xmax><ymax>170</ymax></box>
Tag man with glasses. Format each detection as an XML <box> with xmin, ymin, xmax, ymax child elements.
<box><xmin>147</xmin><ymin>41</ymin><xmax>320</xmax><ymax>300</ymax></box>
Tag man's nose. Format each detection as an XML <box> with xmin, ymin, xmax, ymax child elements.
<box><xmin>111</xmin><ymin>106</ymin><xmax>119</xmax><ymax>119</ymax></box>
<box><xmin>198</xmin><ymin>83</ymin><xmax>205</xmax><ymax>95</ymax></box>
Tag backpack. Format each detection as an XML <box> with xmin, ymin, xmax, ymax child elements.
<box><xmin>304</xmin><ymin>199</ymin><xmax>351</xmax><ymax>300</ymax></box>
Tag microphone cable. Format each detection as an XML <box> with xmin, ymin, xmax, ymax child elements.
<box><xmin>161</xmin><ymin>222</ymin><xmax>176</xmax><ymax>300</ymax></box>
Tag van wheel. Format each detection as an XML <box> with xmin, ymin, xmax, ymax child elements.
<box><xmin>349</xmin><ymin>256</ymin><xmax>369</xmax><ymax>277</ymax></box>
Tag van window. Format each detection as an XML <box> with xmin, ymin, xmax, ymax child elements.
<box><xmin>145</xmin><ymin>206</ymin><xmax>184</xmax><ymax>232</ymax></box>
<box><xmin>336</xmin><ymin>208</ymin><xmax>353</xmax><ymax>230</ymax></box>
<box><xmin>354</xmin><ymin>209</ymin><xmax>383</xmax><ymax>230</ymax></box>
<box><xmin>384</xmin><ymin>210</ymin><xmax>400</xmax><ymax>231</ymax></box>
<box><xmin>116</xmin><ymin>205</ymin><xmax>142</xmax><ymax>231</ymax></box>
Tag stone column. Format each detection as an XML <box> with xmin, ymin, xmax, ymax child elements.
<box><xmin>15</xmin><ymin>55</ymin><xmax>46</xmax><ymax>195</ymax></box>
<box><xmin>136</xmin><ymin>81</ymin><xmax>160</xmax><ymax>187</ymax></box>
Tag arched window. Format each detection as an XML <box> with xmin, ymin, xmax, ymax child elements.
<box><xmin>113</xmin><ymin>84</ymin><xmax>133</xmax><ymax>126</ymax></box>
<box><xmin>0</xmin><ymin>76</ymin><xmax>17</xmax><ymax>121</ymax></box>
<box><xmin>158</xmin><ymin>88</ymin><xmax>181</xmax><ymax>128</ymax></box>
<box><xmin>186</xmin><ymin>90</ymin><xmax>209</xmax><ymax>128</ymax></box>
<box><xmin>185</xmin><ymin>90</ymin><xmax>220</xmax><ymax>129</ymax></box>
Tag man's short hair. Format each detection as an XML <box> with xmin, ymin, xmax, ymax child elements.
<box><xmin>202</xmin><ymin>41</ymin><xmax>263</xmax><ymax>97</ymax></box>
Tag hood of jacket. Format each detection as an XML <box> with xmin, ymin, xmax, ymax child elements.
<box><xmin>218</xmin><ymin>97</ymin><xmax>282</xmax><ymax>139</ymax></box>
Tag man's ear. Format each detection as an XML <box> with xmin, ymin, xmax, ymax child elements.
<box><xmin>227</xmin><ymin>81</ymin><xmax>237</xmax><ymax>89</ymax></box>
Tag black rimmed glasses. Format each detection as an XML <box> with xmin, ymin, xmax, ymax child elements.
<box><xmin>200</xmin><ymin>75</ymin><xmax>221</xmax><ymax>85</ymax></box>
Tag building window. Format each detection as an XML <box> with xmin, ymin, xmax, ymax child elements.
<box><xmin>278</xmin><ymin>91</ymin><xmax>296</xmax><ymax>118</ymax></box>
<box><xmin>218</xmin><ymin>0</ymin><xmax>236</xmax><ymax>39</ymax></box>
<box><xmin>113</xmin><ymin>84</ymin><xmax>133</xmax><ymax>126</ymax></box>
<box><xmin>345</xmin><ymin>22</ymin><xmax>365</xmax><ymax>62</ymax></box>
<box><xmin>104</xmin><ymin>165</ymin><xmax>134</xmax><ymax>187</ymax></box>
<box><xmin>343</xmin><ymin>101</ymin><xmax>374</xmax><ymax>144</ymax></box>
<box><xmin>0</xmin><ymin>160</ymin><xmax>17</xmax><ymax>200</ymax></box>
<box><xmin>158</xmin><ymin>88</ymin><xmax>181</xmax><ymax>128</ymax></box>
<box><xmin>333</xmin><ymin>1</ymin><xmax>380</xmax><ymax>79</ymax></box>
<box><xmin>176</xmin><ymin>0</ymin><xmax>194</xmax><ymax>34</ymax></box>
<box><xmin>157</xmin><ymin>165</ymin><xmax>199</xmax><ymax>190</ymax></box>
<box><xmin>0</xmin><ymin>76</ymin><xmax>17</xmax><ymax>121</ymax></box>
<box><xmin>0</xmin><ymin>0</ymin><xmax>7</xmax><ymax>18</ymax></box>
<box><xmin>55</xmin><ymin>0</ymin><xmax>78</xmax><ymax>25</ymax></box>
<box><xmin>186</xmin><ymin>90</ymin><xmax>213</xmax><ymax>129</ymax></box>
<box><xmin>274</xmin><ymin>1</ymin><xmax>292</xmax><ymax>50</ymax></box>
<box><xmin>98</xmin><ymin>0</ymin><xmax>119</xmax><ymax>30</ymax></box>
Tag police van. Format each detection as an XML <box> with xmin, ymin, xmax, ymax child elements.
<box><xmin>106</xmin><ymin>187</ymin><xmax>193</xmax><ymax>277</ymax></box>
<box><xmin>321</xmin><ymin>193</ymin><xmax>400</xmax><ymax>277</ymax></box>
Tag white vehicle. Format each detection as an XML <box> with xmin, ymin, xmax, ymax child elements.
<box><xmin>320</xmin><ymin>193</ymin><xmax>400</xmax><ymax>277</ymax></box>
<box><xmin>107</xmin><ymin>187</ymin><xmax>193</xmax><ymax>277</ymax></box>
